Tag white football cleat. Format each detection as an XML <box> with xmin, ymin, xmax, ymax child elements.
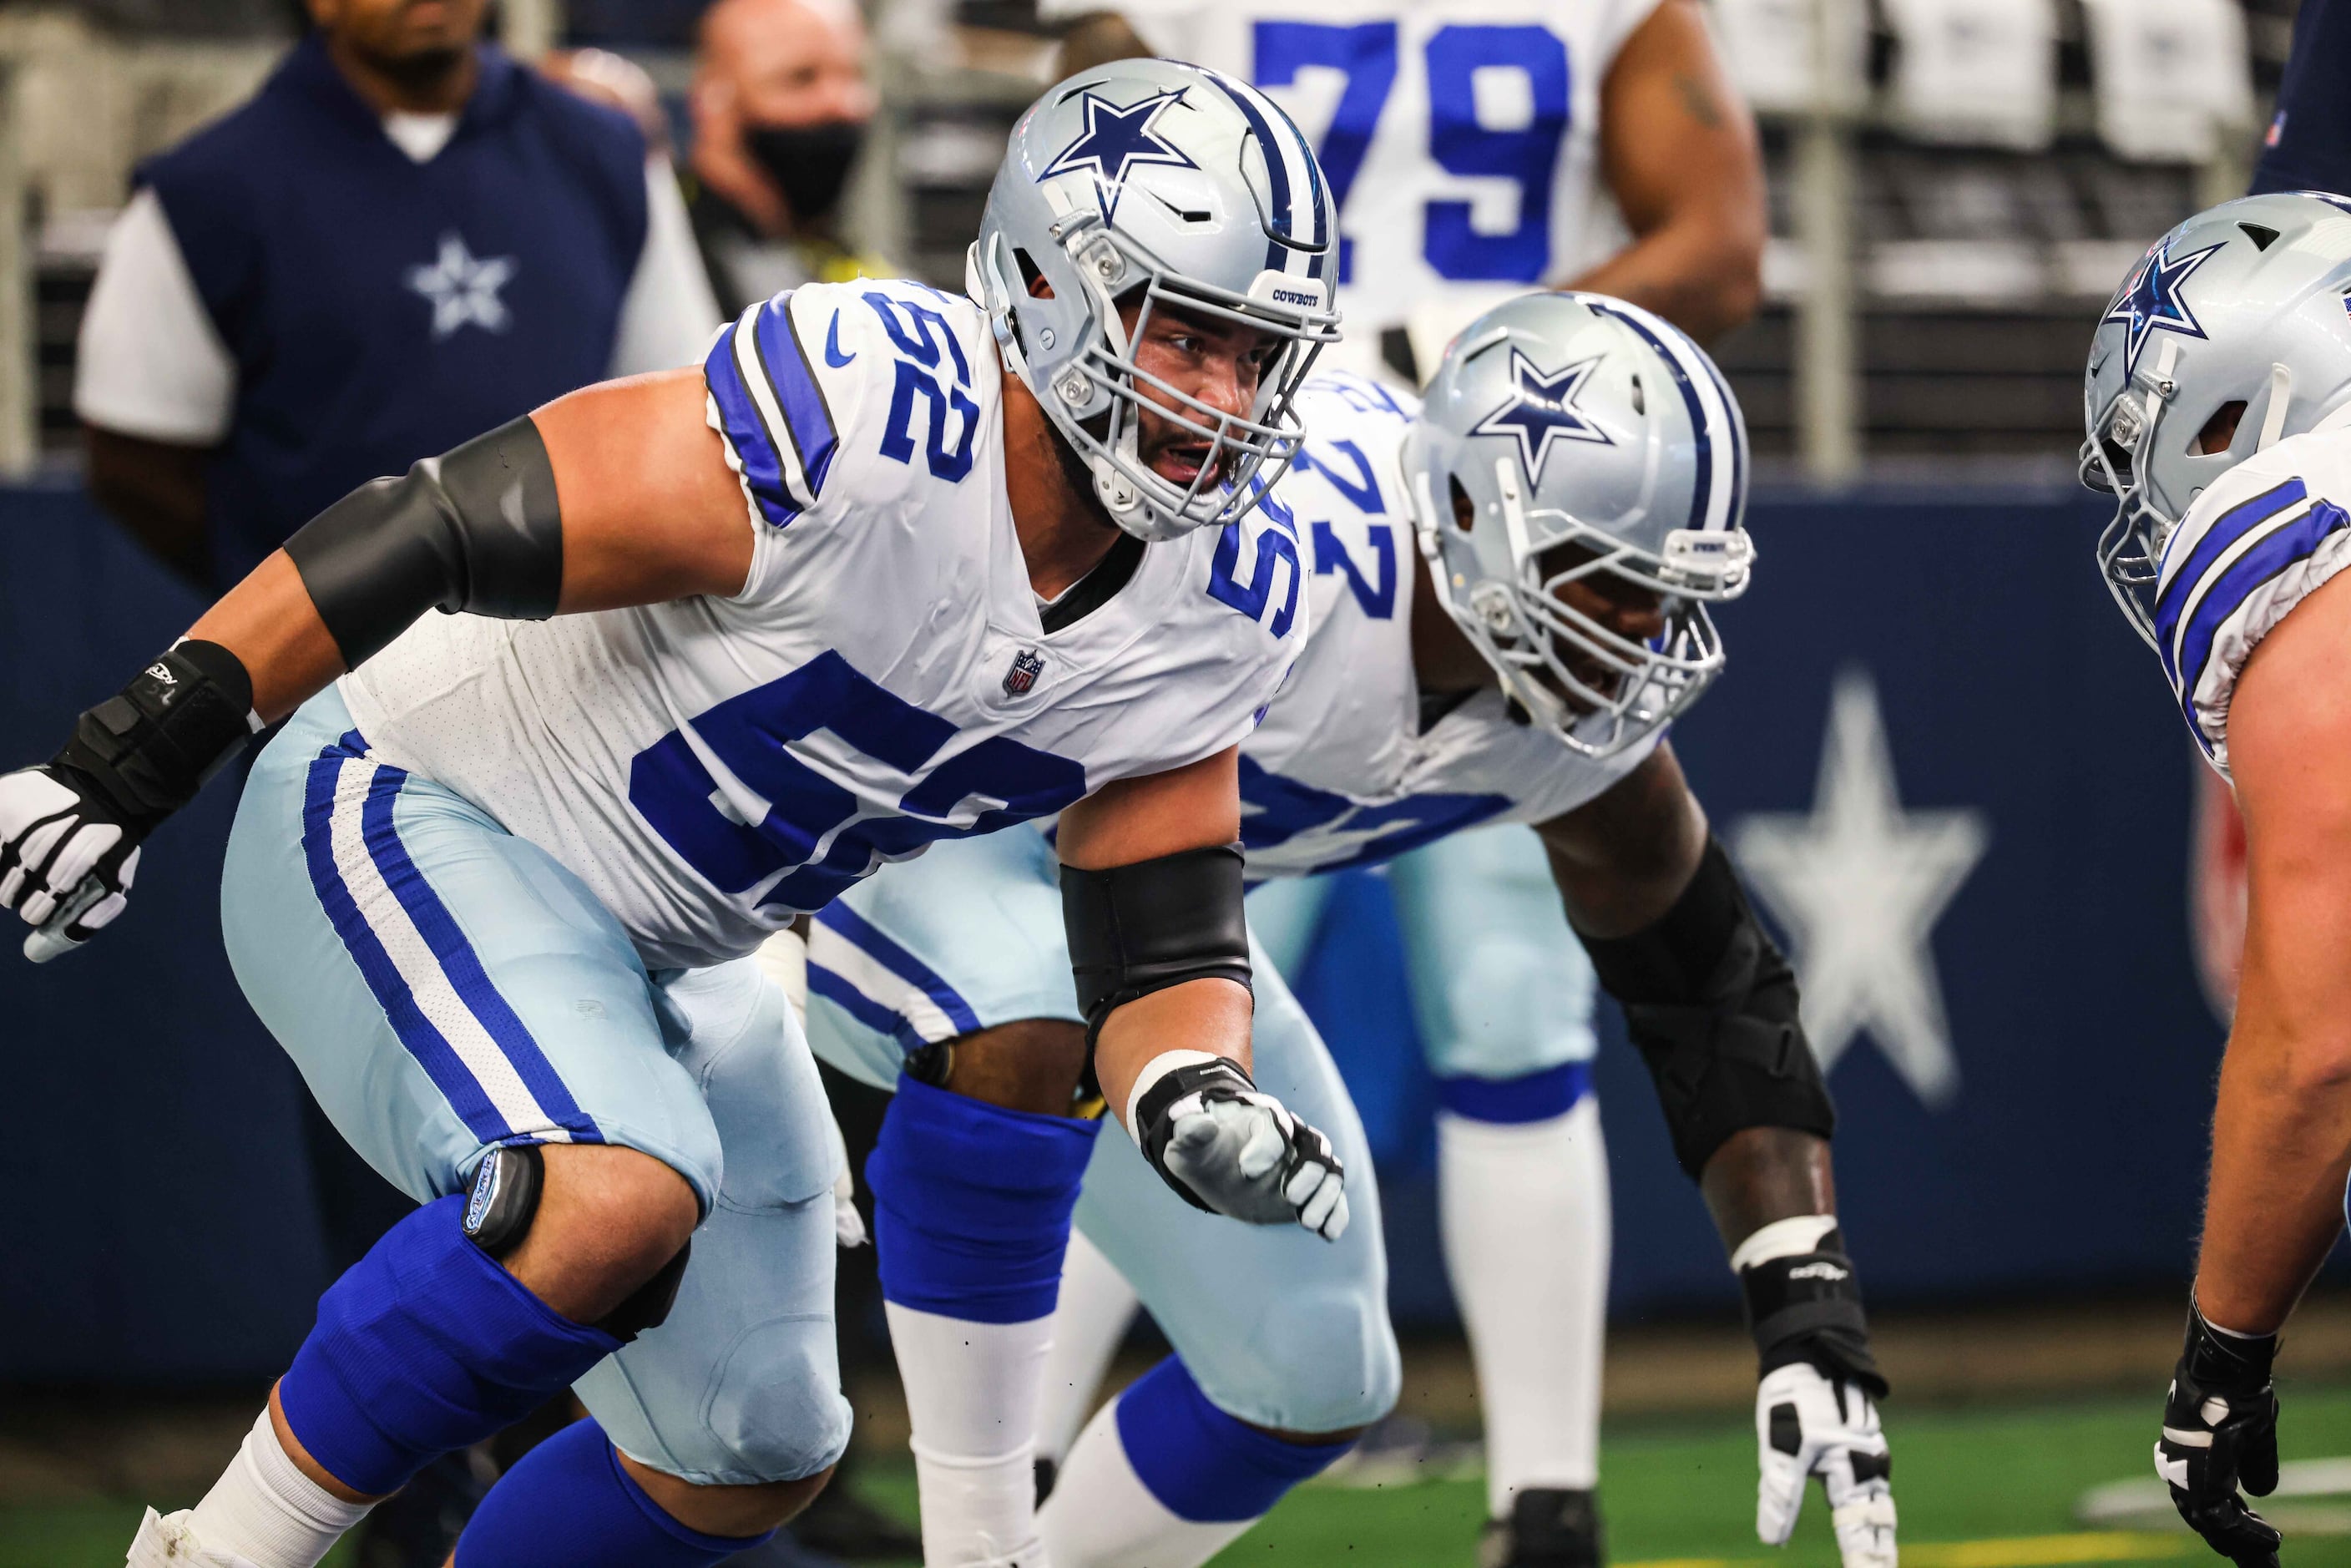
<box><xmin>125</xmin><ymin>1508</ymin><xmax>261</xmax><ymax>1568</ymax></box>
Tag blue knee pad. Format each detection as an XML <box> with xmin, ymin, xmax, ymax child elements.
<box><xmin>865</xmin><ymin>1075</ymin><xmax>1100</xmax><ymax>1323</ymax></box>
<box><xmin>1435</xmin><ymin>1061</ymin><xmax>1593</xmax><ymax>1125</ymax></box>
<box><xmin>279</xmin><ymin>1194</ymin><xmax>622</xmax><ymax>1495</ymax></box>
<box><xmin>454</xmin><ymin>1417</ymin><xmax>773</xmax><ymax>1566</ymax></box>
<box><xmin>1116</xmin><ymin>1357</ymin><xmax>1358</xmax><ymax>1523</ymax></box>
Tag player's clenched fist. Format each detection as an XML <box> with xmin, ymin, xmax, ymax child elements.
<box><xmin>0</xmin><ymin>766</ymin><xmax>143</xmax><ymax>958</ymax></box>
<box><xmin>3</xmin><ymin>640</ymin><xmax>258</xmax><ymax>963</ymax></box>
<box><xmin>1128</xmin><ymin>1052</ymin><xmax>1348</xmax><ymax>1240</ymax></box>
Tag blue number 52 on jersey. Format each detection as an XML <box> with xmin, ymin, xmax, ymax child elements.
<box><xmin>629</xmin><ymin>651</ymin><xmax>1087</xmax><ymax>913</ymax></box>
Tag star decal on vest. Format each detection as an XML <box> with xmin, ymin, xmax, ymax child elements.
<box><xmin>1038</xmin><ymin>89</ymin><xmax>1197</xmax><ymax>224</ymax></box>
<box><xmin>1469</xmin><ymin>349</ymin><xmax>1615</xmax><ymax>485</ymax></box>
<box><xmin>405</xmin><ymin>233</ymin><xmax>518</xmax><ymax>340</ymax></box>
<box><xmin>2102</xmin><ymin>239</ymin><xmax>2224</xmax><ymax>382</ymax></box>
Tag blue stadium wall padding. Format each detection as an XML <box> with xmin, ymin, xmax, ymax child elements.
<box><xmin>0</xmin><ymin>483</ymin><xmax>330</xmax><ymax>1380</ymax></box>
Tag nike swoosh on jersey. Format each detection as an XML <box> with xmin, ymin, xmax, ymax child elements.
<box><xmin>826</xmin><ymin>312</ymin><xmax>855</xmax><ymax>367</ymax></box>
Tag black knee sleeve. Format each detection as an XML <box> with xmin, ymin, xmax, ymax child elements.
<box><xmin>1579</xmin><ymin>838</ymin><xmax>1835</xmax><ymax>1178</ymax></box>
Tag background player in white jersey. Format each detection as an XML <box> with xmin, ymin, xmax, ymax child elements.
<box><xmin>0</xmin><ymin>60</ymin><xmax>1352</xmax><ymax>1568</ymax></box>
<box><xmin>1028</xmin><ymin>4</ymin><xmax>1767</xmax><ymax>1555</ymax></box>
<box><xmin>806</xmin><ymin>295</ymin><xmax>1897</xmax><ymax>1568</ymax></box>
<box><xmin>2080</xmin><ymin>190</ymin><xmax>2351</xmax><ymax>1568</ymax></box>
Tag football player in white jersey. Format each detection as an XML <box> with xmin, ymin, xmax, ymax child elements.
<box><xmin>805</xmin><ymin>293</ymin><xmax>1898</xmax><ymax>1568</ymax></box>
<box><xmin>0</xmin><ymin>60</ymin><xmax>1356</xmax><ymax>1568</ymax></box>
<box><xmin>2080</xmin><ymin>190</ymin><xmax>2351</xmax><ymax>1568</ymax></box>
<box><xmin>1026</xmin><ymin>4</ymin><xmax>1767</xmax><ymax>1556</ymax></box>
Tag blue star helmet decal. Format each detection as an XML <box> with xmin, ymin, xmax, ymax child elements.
<box><xmin>1039</xmin><ymin>87</ymin><xmax>1198</xmax><ymax>224</ymax></box>
<box><xmin>1469</xmin><ymin>349</ymin><xmax>1615</xmax><ymax>484</ymax></box>
<box><xmin>2104</xmin><ymin>239</ymin><xmax>2226</xmax><ymax>383</ymax></box>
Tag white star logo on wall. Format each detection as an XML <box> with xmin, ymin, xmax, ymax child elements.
<box><xmin>1729</xmin><ymin>668</ymin><xmax>1990</xmax><ymax>1108</ymax></box>
<box><xmin>404</xmin><ymin>233</ymin><xmax>518</xmax><ymax>340</ymax></box>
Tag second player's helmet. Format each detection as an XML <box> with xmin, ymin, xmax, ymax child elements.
<box><xmin>970</xmin><ymin>60</ymin><xmax>1341</xmax><ymax>542</ymax></box>
<box><xmin>1404</xmin><ymin>292</ymin><xmax>1754</xmax><ymax>759</ymax></box>
<box><xmin>2082</xmin><ymin>192</ymin><xmax>2351</xmax><ymax>645</ymax></box>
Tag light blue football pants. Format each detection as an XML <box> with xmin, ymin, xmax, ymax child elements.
<box><xmin>804</xmin><ymin>826</ymin><xmax>1404</xmax><ymax>1434</ymax></box>
<box><xmin>223</xmin><ymin>690</ymin><xmax>852</xmax><ymax>1486</ymax></box>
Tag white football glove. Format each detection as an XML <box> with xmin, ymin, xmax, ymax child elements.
<box><xmin>1132</xmin><ymin>1054</ymin><xmax>1348</xmax><ymax>1241</ymax></box>
<box><xmin>0</xmin><ymin>766</ymin><xmax>141</xmax><ymax>962</ymax></box>
<box><xmin>1757</xmin><ymin>1361</ymin><xmax>1897</xmax><ymax>1568</ymax></box>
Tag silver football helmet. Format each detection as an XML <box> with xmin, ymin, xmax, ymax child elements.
<box><xmin>1404</xmin><ymin>292</ymin><xmax>1755</xmax><ymax>759</ymax></box>
<box><xmin>2082</xmin><ymin>191</ymin><xmax>2351</xmax><ymax>645</ymax></box>
<box><xmin>969</xmin><ymin>60</ymin><xmax>1341</xmax><ymax>543</ymax></box>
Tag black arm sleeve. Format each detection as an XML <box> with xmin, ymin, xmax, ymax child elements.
<box><xmin>284</xmin><ymin>415</ymin><xmax>564</xmax><ymax>670</ymax></box>
<box><xmin>1577</xmin><ymin>837</ymin><xmax>1835</xmax><ymax>1178</ymax></box>
<box><xmin>1061</xmin><ymin>842</ymin><xmax>1253</xmax><ymax>1051</ymax></box>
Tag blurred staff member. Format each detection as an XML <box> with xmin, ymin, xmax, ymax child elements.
<box><xmin>1033</xmin><ymin>8</ymin><xmax>1767</xmax><ymax>1568</ymax></box>
<box><xmin>685</xmin><ymin>0</ymin><xmax>883</xmax><ymax>314</ymax></box>
<box><xmin>73</xmin><ymin>0</ymin><xmax>720</xmax><ymax>594</ymax></box>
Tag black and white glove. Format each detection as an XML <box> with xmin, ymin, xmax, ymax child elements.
<box><xmin>2157</xmin><ymin>1304</ymin><xmax>2282</xmax><ymax>1568</ymax></box>
<box><xmin>2</xmin><ymin>641</ymin><xmax>256</xmax><ymax>963</ymax></box>
<box><xmin>1740</xmin><ymin>1218</ymin><xmax>1895</xmax><ymax>1568</ymax></box>
<box><xmin>1128</xmin><ymin>1052</ymin><xmax>1348</xmax><ymax>1241</ymax></box>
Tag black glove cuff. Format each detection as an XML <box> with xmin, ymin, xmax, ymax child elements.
<box><xmin>2183</xmin><ymin>1302</ymin><xmax>2278</xmax><ymax>1393</ymax></box>
<box><xmin>1740</xmin><ymin>1237</ymin><xmax>1889</xmax><ymax>1398</ymax></box>
<box><xmin>55</xmin><ymin>640</ymin><xmax>257</xmax><ymax>826</ymax></box>
<box><xmin>1132</xmin><ymin>1056</ymin><xmax>1255</xmax><ymax>1214</ymax></box>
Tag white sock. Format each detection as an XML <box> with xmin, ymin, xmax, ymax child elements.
<box><xmin>1438</xmin><ymin>1096</ymin><xmax>1610</xmax><ymax>1518</ymax></box>
<box><xmin>887</xmin><ymin>1302</ymin><xmax>1056</xmax><ymax>1567</ymax></box>
<box><xmin>1037</xmin><ymin>1228</ymin><xmax>1143</xmax><ymax>1469</ymax></box>
<box><xmin>1039</xmin><ymin>1399</ymin><xmax>1259</xmax><ymax>1568</ymax></box>
<box><xmin>179</xmin><ymin>1410</ymin><xmax>375</xmax><ymax>1568</ymax></box>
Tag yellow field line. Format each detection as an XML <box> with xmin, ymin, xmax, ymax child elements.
<box><xmin>1619</xmin><ymin>1534</ymin><xmax>2192</xmax><ymax>1568</ymax></box>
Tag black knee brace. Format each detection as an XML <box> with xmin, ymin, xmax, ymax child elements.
<box><xmin>1578</xmin><ymin>838</ymin><xmax>1836</xmax><ymax>1178</ymax></box>
<box><xmin>461</xmin><ymin>1145</ymin><xmax>691</xmax><ymax>1342</ymax></box>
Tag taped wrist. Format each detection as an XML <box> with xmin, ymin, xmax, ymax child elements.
<box><xmin>1579</xmin><ymin>837</ymin><xmax>1834</xmax><ymax>1177</ymax></box>
<box><xmin>1132</xmin><ymin>1055</ymin><xmax>1257</xmax><ymax>1213</ymax></box>
<box><xmin>1061</xmin><ymin>842</ymin><xmax>1251</xmax><ymax>1050</ymax></box>
<box><xmin>285</xmin><ymin>415</ymin><xmax>564</xmax><ymax>670</ymax></box>
<box><xmin>1739</xmin><ymin>1224</ymin><xmax>1888</xmax><ymax>1398</ymax></box>
<box><xmin>54</xmin><ymin>640</ymin><xmax>258</xmax><ymax>827</ymax></box>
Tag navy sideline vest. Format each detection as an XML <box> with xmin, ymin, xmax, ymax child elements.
<box><xmin>2252</xmin><ymin>0</ymin><xmax>2351</xmax><ymax>203</ymax></box>
<box><xmin>139</xmin><ymin>35</ymin><xmax>649</xmax><ymax>590</ymax></box>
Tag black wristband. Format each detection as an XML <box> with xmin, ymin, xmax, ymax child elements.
<box><xmin>53</xmin><ymin>640</ymin><xmax>257</xmax><ymax>827</ymax></box>
<box><xmin>1739</xmin><ymin>1232</ymin><xmax>1889</xmax><ymax>1398</ymax></box>
<box><xmin>2182</xmin><ymin>1301</ymin><xmax>2278</xmax><ymax>1394</ymax></box>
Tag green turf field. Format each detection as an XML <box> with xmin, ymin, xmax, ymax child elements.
<box><xmin>10</xmin><ymin>1388</ymin><xmax>2350</xmax><ymax>1568</ymax></box>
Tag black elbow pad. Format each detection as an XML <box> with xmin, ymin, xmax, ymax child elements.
<box><xmin>286</xmin><ymin>415</ymin><xmax>564</xmax><ymax>669</ymax></box>
<box><xmin>1579</xmin><ymin>837</ymin><xmax>1834</xmax><ymax>1177</ymax></box>
<box><xmin>1061</xmin><ymin>843</ymin><xmax>1252</xmax><ymax>1050</ymax></box>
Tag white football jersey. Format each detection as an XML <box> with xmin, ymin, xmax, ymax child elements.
<box><xmin>1043</xmin><ymin>0</ymin><xmax>1659</xmax><ymax>347</ymax></box>
<box><xmin>1238</xmin><ymin>372</ymin><xmax>1653</xmax><ymax>878</ymax></box>
<box><xmin>2151</xmin><ymin>421</ymin><xmax>2351</xmax><ymax>776</ymax></box>
<box><xmin>340</xmin><ymin>280</ymin><xmax>1307</xmax><ymax>971</ymax></box>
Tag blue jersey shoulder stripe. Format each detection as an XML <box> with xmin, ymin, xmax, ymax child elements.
<box><xmin>2155</xmin><ymin>476</ymin><xmax>2308</xmax><ymax>673</ymax></box>
<box><xmin>2172</xmin><ymin>497</ymin><xmax>2351</xmax><ymax>749</ymax></box>
<box><xmin>703</xmin><ymin>316</ymin><xmax>801</xmax><ymax>529</ymax></box>
<box><xmin>751</xmin><ymin>293</ymin><xmax>840</xmax><ymax>500</ymax></box>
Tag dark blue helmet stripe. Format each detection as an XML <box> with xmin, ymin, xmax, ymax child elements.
<box><xmin>1588</xmin><ymin>301</ymin><xmax>1715</xmax><ymax>536</ymax></box>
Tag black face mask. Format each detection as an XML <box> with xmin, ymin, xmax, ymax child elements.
<box><xmin>742</xmin><ymin>119</ymin><xmax>866</xmax><ymax>225</ymax></box>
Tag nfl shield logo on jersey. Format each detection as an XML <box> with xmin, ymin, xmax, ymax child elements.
<box><xmin>1004</xmin><ymin>649</ymin><xmax>1045</xmax><ymax>697</ymax></box>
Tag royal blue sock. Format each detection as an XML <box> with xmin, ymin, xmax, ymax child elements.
<box><xmin>277</xmin><ymin>1194</ymin><xmax>622</xmax><ymax>1495</ymax></box>
<box><xmin>1433</xmin><ymin>1060</ymin><xmax>1594</xmax><ymax>1124</ymax></box>
<box><xmin>865</xmin><ymin>1074</ymin><xmax>1100</xmax><ymax>1322</ymax></box>
<box><xmin>1116</xmin><ymin>1357</ymin><xmax>1359</xmax><ymax>1522</ymax></box>
<box><xmin>453</xmin><ymin>1418</ymin><xmax>774</xmax><ymax>1566</ymax></box>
